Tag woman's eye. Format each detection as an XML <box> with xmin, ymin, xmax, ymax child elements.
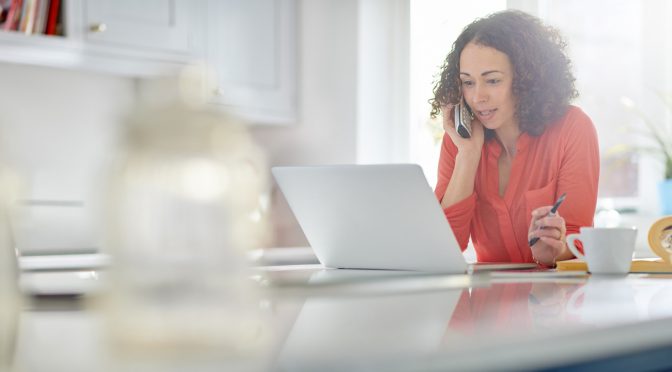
<box><xmin>461</xmin><ymin>81</ymin><xmax>474</xmax><ymax>87</ymax></box>
<box><xmin>487</xmin><ymin>79</ymin><xmax>501</xmax><ymax>84</ymax></box>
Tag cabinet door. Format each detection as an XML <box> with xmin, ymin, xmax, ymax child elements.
<box><xmin>83</xmin><ymin>0</ymin><xmax>190</xmax><ymax>53</ymax></box>
<box><xmin>206</xmin><ymin>0</ymin><xmax>296</xmax><ymax>124</ymax></box>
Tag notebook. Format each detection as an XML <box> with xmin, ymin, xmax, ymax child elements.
<box><xmin>272</xmin><ymin>164</ymin><xmax>536</xmax><ymax>273</ymax></box>
<box><xmin>556</xmin><ymin>258</ymin><xmax>672</xmax><ymax>273</ymax></box>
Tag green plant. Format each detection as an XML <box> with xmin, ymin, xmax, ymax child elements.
<box><xmin>618</xmin><ymin>93</ymin><xmax>672</xmax><ymax>180</ymax></box>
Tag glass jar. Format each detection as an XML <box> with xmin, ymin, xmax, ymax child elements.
<box><xmin>102</xmin><ymin>69</ymin><xmax>271</xmax><ymax>369</ymax></box>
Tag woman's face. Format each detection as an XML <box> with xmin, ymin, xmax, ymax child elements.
<box><xmin>459</xmin><ymin>42</ymin><xmax>517</xmax><ymax>132</ymax></box>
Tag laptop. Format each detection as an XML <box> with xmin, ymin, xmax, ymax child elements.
<box><xmin>272</xmin><ymin>164</ymin><xmax>536</xmax><ymax>273</ymax></box>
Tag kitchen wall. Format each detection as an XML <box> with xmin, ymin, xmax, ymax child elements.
<box><xmin>0</xmin><ymin>64</ymin><xmax>134</xmax><ymax>254</ymax></box>
<box><xmin>0</xmin><ymin>64</ymin><xmax>134</xmax><ymax>204</ymax></box>
<box><xmin>250</xmin><ymin>0</ymin><xmax>360</xmax><ymax>247</ymax></box>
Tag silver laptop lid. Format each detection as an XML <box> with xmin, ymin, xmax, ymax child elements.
<box><xmin>272</xmin><ymin>164</ymin><xmax>467</xmax><ymax>273</ymax></box>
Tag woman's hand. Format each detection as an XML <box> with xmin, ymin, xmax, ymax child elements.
<box><xmin>442</xmin><ymin>104</ymin><xmax>485</xmax><ymax>157</ymax></box>
<box><xmin>438</xmin><ymin>104</ymin><xmax>485</xmax><ymax>209</ymax></box>
<box><xmin>528</xmin><ymin>206</ymin><xmax>570</xmax><ymax>266</ymax></box>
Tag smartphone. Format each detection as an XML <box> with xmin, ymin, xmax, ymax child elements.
<box><xmin>454</xmin><ymin>99</ymin><xmax>474</xmax><ymax>138</ymax></box>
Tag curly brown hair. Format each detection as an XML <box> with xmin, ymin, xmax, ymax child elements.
<box><xmin>429</xmin><ymin>10</ymin><xmax>578</xmax><ymax>136</ymax></box>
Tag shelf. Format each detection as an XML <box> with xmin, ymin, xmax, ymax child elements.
<box><xmin>0</xmin><ymin>30</ymin><xmax>192</xmax><ymax>77</ymax></box>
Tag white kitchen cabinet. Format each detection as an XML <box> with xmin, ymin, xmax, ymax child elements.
<box><xmin>0</xmin><ymin>0</ymin><xmax>297</xmax><ymax>124</ymax></box>
<box><xmin>0</xmin><ymin>0</ymin><xmax>194</xmax><ymax>76</ymax></box>
<box><xmin>200</xmin><ymin>0</ymin><xmax>297</xmax><ymax>125</ymax></box>
<box><xmin>81</xmin><ymin>0</ymin><xmax>190</xmax><ymax>53</ymax></box>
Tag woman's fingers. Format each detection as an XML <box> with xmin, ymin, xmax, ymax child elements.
<box><xmin>534</xmin><ymin>215</ymin><xmax>566</xmax><ymax>231</ymax></box>
<box><xmin>529</xmin><ymin>227</ymin><xmax>563</xmax><ymax>240</ymax></box>
<box><xmin>538</xmin><ymin>236</ymin><xmax>566</xmax><ymax>251</ymax></box>
<box><xmin>529</xmin><ymin>211</ymin><xmax>568</xmax><ymax>265</ymax></box>
<box><xmin>529</xmin><ymin>211</ymin><xmax>567</xmax><ymax>253</ymax></box>
<box><xmin>471</xmin><ymin>118</ymin><xmax>484</xmax><ymax>139</ymax></box>
<box><xmin>441</xmin><ymin>104</ymin><xmax>455</xmax><ymax>133</ymax></box>
<box><xmin>528</xmin><ymin>206</ymin><xmax>553</xmax><ymax>233</ymax></box>
<box><xmin>442</xmin><ymin>106</ymin><xmax>486</xmax><ymax>156</ymax></box>
<box><xmin>531</xmin><ymin>206</ymin><xmax>554</xmax><ymax>218</ymax></box>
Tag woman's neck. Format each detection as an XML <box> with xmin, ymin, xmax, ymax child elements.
<box><xmin>495</xmin><ymin>123</ymin><xmax>522</xmax><ymax>158</ymax></box>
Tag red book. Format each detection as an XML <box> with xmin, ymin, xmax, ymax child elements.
<box><xmin>4</xmin><ymin>0</ymin><xmax>22</xmax><ymax>31</ymax></box>
<box><xmin>45</xmin><ymin>0</ymin><xmax>59</xmax><ymax>35</ymax></box>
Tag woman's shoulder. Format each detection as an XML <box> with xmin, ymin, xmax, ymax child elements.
<box><xmin>548</xmin><ymin>105</ymin><xmax>597</xmax><ymax>137</ymax></box>
<box><xmin>564</xmin><ymin>105</ymin><xmax>593</xmax><ymax>123</ymax></box>
<box><xmin>539</xmin><ymin>105</ymin><xmax>599</xmax><ymax>155</ymax></box>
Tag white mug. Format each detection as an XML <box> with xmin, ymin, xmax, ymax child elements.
<box><xmin>567</xmin><ymin>227</ymin><xmax>637</xmax><ymax>275</ymax></box>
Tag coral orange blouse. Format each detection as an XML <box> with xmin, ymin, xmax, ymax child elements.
<box><xmin>434</xmin><ymin>106</ymin><xmax>599</xmax><ymax>263</ymax></box>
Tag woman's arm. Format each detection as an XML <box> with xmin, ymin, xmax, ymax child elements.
<box><xmin>529</xmin><ymin>109</ymin><xmax>600</xmax><ymax>265</ymax></box>
<box><xmin>438</xmin><ymin>105</ymin><xmax>485</xmax><ymax>208</ymax></box>
<box><xmin>440</xmin><ymin>151</ymin><xmax>481</xmax><ymax>209</ymax></box>
<box><xmin>434</xmin><ymin>107</ymin><xmax>485</xmax><ymax>249</ymax></box>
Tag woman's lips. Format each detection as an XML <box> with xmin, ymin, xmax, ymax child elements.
<box><xmin>476</xmin><ymin>108</ymin><xmax>496</xmax><ymax>121</ymax></box>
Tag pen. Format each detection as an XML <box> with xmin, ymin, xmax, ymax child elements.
<box><xmin>528</xmin><ymin>192</ymin><xmax>567</xmax><ymax>247</ymax></box>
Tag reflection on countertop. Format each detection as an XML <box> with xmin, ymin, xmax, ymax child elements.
<box><xmin>8</xmin><ymin>268</ymin><xmax>672</xmax><ymax>371</ymax></box>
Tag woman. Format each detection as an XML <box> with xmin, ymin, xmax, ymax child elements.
<box><xmin>430</xmin><ymin>10</ymin><xmax>599</xmax><ymax>266</ymax></box>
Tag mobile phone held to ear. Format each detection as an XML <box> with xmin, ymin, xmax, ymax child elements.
<box><xmin>454</xmin><ymin>99</ymin><xmax>474</xmax><ymax>138</ymax></box>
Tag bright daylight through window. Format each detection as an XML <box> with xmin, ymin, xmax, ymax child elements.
<box><xmin>409</xmin><ymin>0</ymin><xmax>672</xmax><ymax>215</ymax></box>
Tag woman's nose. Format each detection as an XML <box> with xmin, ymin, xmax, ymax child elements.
<box><xmin>473</xmin><ymin>85</ymin><xmax>488</xmax><ymax>103</ymax></box>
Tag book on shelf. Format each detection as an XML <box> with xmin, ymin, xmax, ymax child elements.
<box><xmin>32</xmin><ymin>0</ymin><xmax>48</xmax><ymax>34</ymax></box>
<box><xmin>44</xmin><ymin>0</ymin><xmax>58</xmax><ymax>35</ymax></box>
<box><xmin>0</xmin><ymin>0</ymin><xmax>10</xmax><ymax>27</ymax></box>
<box><xmin>18</xmin><ymin>0</ymin><xmax>38</xmax><ymax>34</ymax></box>
<box><xmin>3</xmin><ymin>0</ymin><xmax>23</xmax><ymax>31</ymax></box>
<box><xmin>1</xmin><ymin>0</ymin><xmax>61</xmax><ymax>35</ymax></box>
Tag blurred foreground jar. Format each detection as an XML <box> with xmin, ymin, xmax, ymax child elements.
<box><xmin>102</xmin><ymin>67</ymin><xmax>271</xmax><ymax>369</ymax></box>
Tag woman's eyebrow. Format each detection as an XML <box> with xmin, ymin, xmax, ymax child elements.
<box><xmin>459</xmin><ymin>70</ymin><xmax>504</xmax><ymax>77</ymax></box>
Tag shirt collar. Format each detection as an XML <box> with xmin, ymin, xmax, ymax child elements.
<box><xmin>487</xmin><ymin>132</ymin><xmax>532</xmax><ymax>157</ymax></box>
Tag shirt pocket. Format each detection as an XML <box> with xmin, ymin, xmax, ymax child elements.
<box><xmin>525</xmin><ymin>181</ymin><xmax>557</xmax><ymax>222</ymax></box>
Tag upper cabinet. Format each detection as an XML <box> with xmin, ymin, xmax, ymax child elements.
<box><xmin>0</xmin><ymin>0</ymin><xmax>297</xmax><ymax>124</ymax></box>
<box><xmin>0</xmin><ymin>0</ymin><xmax>194</xmax><ymax>75</ymax></box>
<box><xmin>82</xmin><ymin>0</ymin><xmax>190</xmax><ymax>53</ymax></box>
<box><xmin>198</xmin><ymin>0</ymin><xmax>297</xmax><ymax>124</ymax></box>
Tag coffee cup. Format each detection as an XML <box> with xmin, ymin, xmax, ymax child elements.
<box><xmin>566</xmin><ymin>227</ymin><xmax>637</xmax><ymax>275</ymax></box>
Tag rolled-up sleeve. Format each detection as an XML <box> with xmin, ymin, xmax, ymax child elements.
<box><xmin>557</xmin><ymin>109</ymin><xmax>600</xmax><ymax>237</ymax></box>
<box><xmin>435</xmin><ymin>134</ymin><xmax>474</xmax><ymax>251</ymax></box>
<box><xmin>442</xmin><ymin>192</ymin><xmax>476</xmax><ymax>250</ymax></box>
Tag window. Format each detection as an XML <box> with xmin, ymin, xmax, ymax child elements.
<box><xmin>409</xmin><ymin>0</ymin><xmax>672</xmax><ymax>215</ymax></box>
<box><xmin>533</xmin><ymin>0</ymin><xmax>672</xmax><ymax>214</ymax></box>
<box><xmin>409</xmin><ymin>0</ymin><xmax>506</xmax><ymax>188</ymax></box>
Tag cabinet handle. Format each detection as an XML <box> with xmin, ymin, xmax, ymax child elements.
<box><xmin>89</xmin><ymin>23</ymin><xmax>107</xmax><ymax>33</ymax></box>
